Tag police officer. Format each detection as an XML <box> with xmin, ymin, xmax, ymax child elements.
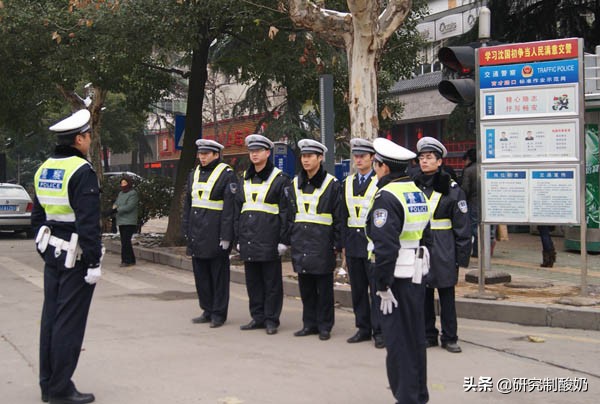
<box><xmin>341</xmin><ymin>138</ymin><xmax>384</xmax><ymax>348</ymax></box>
<box><xmin>288</xmin><ymin>139</ymin><xmax>342</xmax><ymax>341</ymax></box>
<box><xmin>413</xmin><ymin>137</ymin><xmax>471</xmax><ymax>353</ymax></box>
<box><xmin>183</xmin><ymin>139</ymin><xmax>237</xmax><ymax>328</ymax></box>
<box><xmin>234</xmin><ymin>134</ymin><xmax>290</xmax><ymax>335</ymax></box>
<box><xmin>366</xmin><ymin>137</ymin><xmax>430</xmax><ymax>404</ymax></box>
<box><xmin>32</xmin><ymin>109</ymin><xmax>102</xmax><ymax>404</ymax></box>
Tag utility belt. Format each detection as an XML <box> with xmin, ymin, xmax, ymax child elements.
<box><xmin>35</xmin><ymin>225</ymin><xmax>82</xmax><ymax>269</ymax></box>
<box><xmin>393</xmin><ymin>246</ymin><xmax>430</xmax><ymax>284</ymax></box>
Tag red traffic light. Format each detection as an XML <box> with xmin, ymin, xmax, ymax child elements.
<box><xmin>438</xmin><ymin>46</ymin><xmax>476</xmax><ymax>76</ymax></box>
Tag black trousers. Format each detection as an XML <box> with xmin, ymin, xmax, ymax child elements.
<box><xmin>346</xmin><ymin>256</ymin><xmax>381</xmax><ymax>336</ymax></box>
<box><xmin>298</xmin><ymin>273</ymin><xmax>334</xmax><ymax>332</ymax></box>
<box><xmin>39</xmin><ymin>261</ymin><xmax>95</xmax><ymax>397</ymax></box>
<box><xmin>424</xmin><ymin>286</ymin><xmax>458</xmax><ymax>344</ymax></box>
<box><xmin>192</xmin><ymin>256</ymin><xmax>230</xmax><ymax>324</ymax></box>
<box><xmin>244</xmin><ymin>260</ymin><xmax>283</xmax><ymax>327</ymax></box>
<box><xmin>119</xmin><ymin>224</ymin><xmax>137</xmax><ymax>264</ymax></box>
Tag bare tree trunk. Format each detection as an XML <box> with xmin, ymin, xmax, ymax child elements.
<box><xmin>348</xmin><ymin>33</ymin><xmax>379</xmax><ymax>139</ymax></box>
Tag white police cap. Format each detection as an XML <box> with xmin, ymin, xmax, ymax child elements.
<box><xmin>245</xmin><ymin>134</ymin><xmax>274</xmax><ymax>150</ymax></box>
<box><xmin>49</xmin><ymin>109</ymin><xmax>91</xmax><ymax>137</ymax></box>
<box><xmin>298</xmin><ymin>138</ymin><xmax>327</xmax><ymax>155</ymax></box>
<box><xmin>195</xmin><ymin>139</ymin><xmax>224</xmax><ymax>153</ymax></box>
<box><xmin>416</xmin><ymin>136</ymin><xmax>447</xmax><ymax>157</ymax></box>
<box><xmin>373</xmin><ymin>138</ymin><xmax>416</xmax><ymax>166</ymax></box>
<box><xmin>350</xmin><ymin>138</ymin><xmax>375</xmax><ymax>155</ymax></box>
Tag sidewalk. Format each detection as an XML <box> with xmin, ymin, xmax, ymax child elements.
<box><xmin>104</xmin><ymin>217</ymin><xmax>600</xmax><ymax>331</ymax></box>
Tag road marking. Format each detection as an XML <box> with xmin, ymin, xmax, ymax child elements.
<box><xmin>0</xmin><ymin>256</ymin><xmax>44</xmax><ymax>289</ymax></box>
<box><xmin>462</xmin><ymin>324</ymin><xmax>600</xmax><ymax>344</ymax></box>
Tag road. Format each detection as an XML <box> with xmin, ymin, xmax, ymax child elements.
<box><xmin>1</xmin><ymin>234</ymin><xmax>599</xmax><ymax>404</ymax></box>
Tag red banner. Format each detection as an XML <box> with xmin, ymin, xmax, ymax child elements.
<box><xmin>479</xmin><ymin>38</ymin><xmax>579</xmax><ymax>66</ymax></box>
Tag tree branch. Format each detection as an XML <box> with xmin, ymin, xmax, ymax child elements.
<box><xmin>141</xmin><ymin>62</ymin><xmax>191</xmax><ymax>79</ymax></box>
<box><xmin>377</xmin><ymin>0</ymin><xmax>411</xmax><ymax>47</ymax></box>
<box><xmin>287</xmin><ymin>0</ymin><xmax>353</xmax><ymax>48</ymax></box>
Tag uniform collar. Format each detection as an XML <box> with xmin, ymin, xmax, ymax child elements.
<box><xmin>201</xmin><ymin>158</ymin><xmax>221</xmax><ymax>171</ymax></box>
<box><xmin>377</xmin><ymin>172</ymin><xmax>409</xmax><ymax>188</ymax></box>
<box><xmin>245</xmin><ymin>159</ymin><xmax>274</xmax><ymax>181</ymax></box>
<box><xmin>299</xmin><ymin>165</ymin><xmax>327</xmax><ymax>188</ymax></box>
<box><xmin>53</xmin><ymin>145</ymin><xmax>86</xmax><ymax>159</ymax></box>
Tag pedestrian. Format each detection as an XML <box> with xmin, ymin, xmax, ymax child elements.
<box><xmin>288</xmin><ymin>139</ymin><xmax>342</xmax><ymax>341</ymax></box>
<box><xmin>538</xmin><ymin>225</ymin><xmax>556</xmax><ymax>267</ymax></box>
<box><xmin>461</xmin><ymin>148</ymin><xmax>479</xmax><ymax>257</ymax></box>
<box><xmin>341</xmin><ymin>138</ymin><xmax>384</xmax><ymax>348</ymax></box>
<box><xmin>183</xmin><ymin>139</ymin><xmax>237</xmax><ymax>328</ymax></box>
<box><xmin>113</xmin><ymin>176</ymin><xmax>139</xmax><ymax>267</ymax></box>
<box><xmin>32</xmin><ymin>109</ymin><xmax>102</xmax><ymax>404</ymax></box>
<box><xmin>234</xmin><ymin>134</ymin><xmax>290</xmax><ymax>335</ymax></box>
<box><xmin>366</xmin><ymin>137</ymin><xmax>430</xmax><ymax>404</ymax></box>
<box><xmin>413</xmin><ymin>137</ymin><xmax>471</xmax><ymax>354</ymax></box>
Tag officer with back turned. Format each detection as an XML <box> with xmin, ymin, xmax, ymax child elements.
<box><xmin>366</xmin><ymin>137</ymin><xmax>430</xmax><ymax>404</ymax></box>
<box><xmin>32</xmin><ymin>109</ymin><xmax>102</xmax><ymax>404</ymax></box>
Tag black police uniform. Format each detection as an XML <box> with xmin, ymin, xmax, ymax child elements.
<box><xmin>366</xmin><ymin>172</ymin><xmax>429</xmax><ymax>404</ymax></box>
<box><xmin>341</xmin><ymin>172</ymin><xmax>382</xmax><ymax>342</ymax></box>
<box><xmin>413</xmin><ymin>169</ymin><xmax>471</xmax><ymax>346</ymax></box>
<box><xmin>183</xmin><ymin>158</ymin><xmax>237</xmax><ymax>325</ymax></box>
<box><xmin>233</xmin><ymin>159</ymin><xmax>290</xmax><ymax>328</ymax></box>
<box><xmin>288</xmin><ymin>165</ymin><xmax>342</xmax><ymax>334</ymax></box>
<box><xmin>31</xmin><ymin>145</ymin><xmax>102</xmax><ymax>400</ymax></box>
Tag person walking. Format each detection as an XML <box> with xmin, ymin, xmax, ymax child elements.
<box><xmin>414</xmin><ymin>137</ymin><xmax>471</xmax><ymax>354</ymax></box>
<box><xmin>288</xmin><ymin>139</ymin><xmax>342</xmax><ymax>341</ymax></box>
<box><xmin>341</xmin><ymin>138</ymin><xmax>384</xmax><ymax>348</ymax></box>
<box><xmin>183</xmin><ymin>139</ymin><xmax>237</xmax><ymax>328</ymax></box>
<box><xmin>32</xmin><ymin>109</ymin><xmax>102</xmax><ymax>404</ymax></box>
<box><xmin>366</xmin><ymin>137</ymin><xmax>430</xmax><ymax>404</ymax></box>
<box><xmin>234</xmin><ymin>134</ymin><xmax>291</xmax><ymax>335</ymax></box>
<box><xmin>114</xmin><ymin>176</ymin><xmax>139</xmax><ymax>267</ymax></box>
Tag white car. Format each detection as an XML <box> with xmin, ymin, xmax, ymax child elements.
<box><xmin>0</xmin><ymin>183</ymin><xmax>34</xmax><ymax>237</ymax></box>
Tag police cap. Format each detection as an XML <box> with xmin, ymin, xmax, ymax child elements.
<box><xmin>416</xmin><ymin>136</ymin><xmax>447</xmax><ymax>158</ymax></box>
<box><xmin>195</xmin><ymin>139</ymin><xmax>224</xmax><ymax>153</ymax></box>
<box><xmin>373</xmin><ymin>138</ymin><xmax>416</xmax><ymax>169</ymax></box>
<box><xmin>49</xmin><ymin>109</ymin><xmax>91</xmax><ymax>137</ymax></box>
<box><xmin>245</xmin><ymin>134</ymin><xmax>274</xmax><ymax>150</ymax></box>
<box><xmin>298</xmin><ymin>139</ymin><xmax>327</xmax><ymax>155</ymax></box>
<box><xmin>350</xmin><ymin>138</ymin><xmax>375</xmax><ymax>155</ymax></box>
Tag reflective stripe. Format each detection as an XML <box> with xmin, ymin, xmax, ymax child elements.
<box><xmin>293</xmin><ymin>174</ymin><xmax>335</xmax><ymax>225</ymax></box>
<box><xmin>34</xmin><ymin>156</ymin><xmax>89</xmax><ymax>223</ymax></box>
<box><xmin>345</xmin><ymin>174</ymin><xmax>378</xmax><ymax>227</ymax></box>
<box><xmin>381</xmin><ymin>182</ymin><xmax>430</xmax><ymax>244</ymax></box>
<box><xmin>241</xmin><ymin>167</ymin><xmax>281</xmax><ymax>214</ymax></box>
<box><xmin>191</xmin><ymin>163</ymin><xmax>230</xmax><ymax>210</ymax></box>
<box><xmin>426</xmin><ymin>191</ymin><xmax>452</xmax><ymax>230</ymax></box>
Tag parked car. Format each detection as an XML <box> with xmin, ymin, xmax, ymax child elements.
<box><xmin>0</xmin><ymin>183</ymin><xmax>34</xmax><ymax>237</ymax></box>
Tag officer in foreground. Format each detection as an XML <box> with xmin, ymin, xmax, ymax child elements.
<box><xmin>341</xmin><ymin>138</ymin><xmax>384</xmax><ymax>348</ymax></box>
<box><xmin>413</xmin><ymin>137</ymin><xmax>471</xmax><ymax>354</ymax></box>
<box><xmin>366</xmin><ymin>137</ymin><xmax>430</xmax><ymax>404</ymax></box>
<box><xmin>234</xmin><ymin>134</ymin><xmax>290</xmax><ymax>335</ymax></box>
<box><xmin>183</xmin><ymin>139</ymin><xmax>237</xmax><ymax>328</ymax></box>
<box><xmin>32</xmin><ymin>109</ymin><xmax>102</xmax><ymax>404</ymax></box>
<box><xmin>288</xmin><ymin>139</ymin><xmax>342</xmax><ymax>341</ymax></box>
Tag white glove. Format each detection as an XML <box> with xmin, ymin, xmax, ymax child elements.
<box><xmin>219</xmin><ymin>240</ymin><xmax>230</xmax><ymax>250</ymax></box>
<box><xmin>236</xmin><ymin>244</ymin><xmax>240</xmax><ymax>252</ymax></box>
<box><xmin>376</xmin><ymin>288</ymin><xmax>398</xmax><ymax>315</ymax></box>
<box><xmin>277</xmin><ymin>243</ymin><xmax>288</xmax><ymax>256</ymax></box>
<box><xmin>84</xmin><ymin>266</ymin><xmax>102</xmax><ymax>285</ymax></box>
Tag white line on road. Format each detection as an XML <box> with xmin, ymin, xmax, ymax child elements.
<box><xmin>0</xmin><ymin>256</ymin><xmax>44</xmax><ymax>289</ymax></box>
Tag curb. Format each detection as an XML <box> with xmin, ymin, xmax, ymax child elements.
<box><xmin>105</xmin><ymin>240</ymin><xmax>600</xmax><ymax>331</ymax></box>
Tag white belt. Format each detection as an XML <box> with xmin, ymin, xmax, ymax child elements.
<box><xmin>36</xmin><ymin>226</ymin><xmax>81</xmax><ymax>268</ymax></box>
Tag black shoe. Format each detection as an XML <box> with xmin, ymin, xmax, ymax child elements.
<box><xmin>209</xmin><ymin>320</ymin><xmax>224</xmax><ymax>328</ymax></box>
<box><xmin>347</xmin><ymin>331</ymin><xmax>371</xmax><ymax>343</ymax></box>
<box><xmin>441</xmin><ymin>341</ymin><xmax>462</xmax><ymax>353</ymax></box>
<box><xmin>293</xmin><ymin>327</ymin><xmax>319</xmax><ymax>337</ymax></box>
<box><xmin>319</xmin><ymin>330</ymin><xmax>331</xmax><ymax>341</ymax></box>
<box><xmin>374</xmin><ymin>335</ymin><xmax>385</xmax><ymax>349</ymax></box>
<box><xmin>240</xmin><ymin>320</ymin><xmax>265</xmax><ymax>331</ymax></box>
<box><xmin>49</xmin><ymin>390</ymin><xmax>95</xmax><ymax>404</ymax></box>
<box><xmin>42</xmin><ymin>393</ymin><xmax>49</xmax><ymax>403</ymax></box>
<box><xmin>191</xmin><ymin>314</ymin><xmax>211</xmax><ymax>324</ymax></box>
<box><xmin>266</xmin><ymin>325</ymin><xmax>278</xmax><ymax>335</ymax></box>
<box><xmin>426</xmin><ymin>339</ymin><xmax>438</xmax><ymax>348</ymax></box>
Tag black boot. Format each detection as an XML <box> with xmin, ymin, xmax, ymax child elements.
<box><xmin>540</xmin><ymin>250</ymin><xmax>550</xmax><ymax>267</ymax></box>
<box><xmin>547</xmin><ymin>249</ymin><xmax>556</xmax><ymax>268</ymax></box>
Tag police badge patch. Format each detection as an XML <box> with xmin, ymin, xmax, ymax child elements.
<box><xmin>229</xmin><ymin>183</ymin><xmax>238</xmax><ymax>194</ymax></box>
<box><xmin>458</xmin><ymin>200</ymin><xmax>468</xmax><ymax>213</ymax></box>
<box><xmin>373</xmin><ymin>209</ymin><xmax>388</xmax><ymax>228</ymax></box>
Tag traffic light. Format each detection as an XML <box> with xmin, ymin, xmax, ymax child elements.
<box><xmin>438</xmin><ymin>46</ymin><xmax>477</xmax><ymax>105</ymax></box>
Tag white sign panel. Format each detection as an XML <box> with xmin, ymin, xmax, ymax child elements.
<box><xmin>435</xmin><ymin>13</ymin><xmax>463</xmax><ymax>41</ymax></box>
<box><xmin>483</xmin><ymin>169</ymin><xmax>528</xmax><ymax>222</ymax></box>
<box><xmin>481</xmin><ymin>119</ymin><xmax>579</xmax><ymax>162</ymax></box>
<box><xmin>530</xmin><ymin>168</ymin><xmax>578</xmax><ymax>223</ymax></box>
<box><xmin>480</xmin><ymin>84</ymin><xmax>579</xmax><ymax>120</ymax></box>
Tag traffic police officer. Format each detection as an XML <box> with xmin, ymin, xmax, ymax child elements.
<box><xmin>234</xmin><ymin>134</ymin><xmax>290</xmax><ymax>335</ymax></box>
<box><xmin>288</xmin><ymin>139</ymin><xmax>342</xmax><ymax>341</ymax></box>
<box><xmin>32</xmin><ymin>109</ymin><xmax>102</xmax><ymax>404</ymax></box>
<box><xmin>366</xmin><ymin>137</ymin><xmax>430</xmax><ymax>404</ymax></box>
<box><xmin>183</xmin><ymin>139</ymin><xmax>237</xmax><ymax>328</ymax></box>
<box><xmin>341</xmin><ymin>138</ymin><xmax>384</xmax><ymax>348</ymax></box>
<box><xmin>413</xmin><ymin>137</ymin><xmax>471</xmax><ymax>353</ymax></box>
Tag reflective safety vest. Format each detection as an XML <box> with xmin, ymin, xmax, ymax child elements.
<box><xmin>425</xmin><ymin>191</ymin><xmax>452</xmax><ymax>230</ymax></box>
<box><xmin>241</xmin><ymin>167</ymin><xmax>281</xmax><ymax>215</ymax></box>
<box><xmin>344</xmin><ymin>174</ymin><xmax>378</xmax><ymax>228</ymax></box>
<box><xmin>293</xmin><ymin>173</ymin><xmax>335</xmax><ymax>225</ymax></box>
<box><xmin>191</xmin><ymin>162</ymin><xmax>230</xmax><ymax>210</ymax></box>
<box><xmin>34</xmin><ymin>156</ymin><xmax>90</xmax><ymax>222</ymax></box>
<box><xmin>380</xmin><ymin>181</ymin><xmax>431</xmax><ymax>249</ymax></box>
